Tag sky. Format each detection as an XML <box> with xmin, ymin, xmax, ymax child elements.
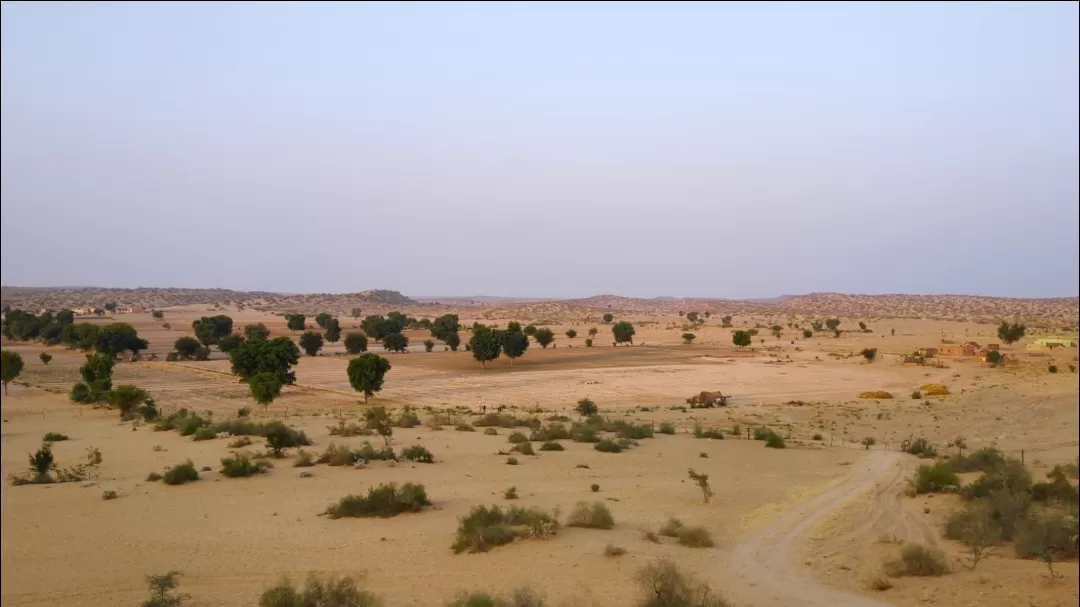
<box><xmin>2</xmin><ymin>1</ymin><xmax>1077</xmax><ymax>299</ymax></box>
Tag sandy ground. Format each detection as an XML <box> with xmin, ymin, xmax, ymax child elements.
<box><xmin>2</xmin><ymin>309</ymin><xmax>1078</xmax><ymax>606</ymax></box>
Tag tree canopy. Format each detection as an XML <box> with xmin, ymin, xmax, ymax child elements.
<box><xmin>575</xmin><ymin>398</ymin><xmax>598</xmax><ymax>417</ymax></box>
<box><xmin>534</xmin><ymin>327</ymin><xmax>555</xmax><ymax>348</ymax></box>
<box><xmin>244</xmin><ymin>323</ymin><xmax>271</xmax><ymax>341</ymax></box>
<box><xmin>174</xmin><ymin>336</ymin><xmax>203</xmax><ymax>359</ymax></box>
<box><xmin>343</xmin><ymin>332</ymin><xmax>369</xmax><ymax>354</ymax></box>
<box><xmin>565</xmin><ymin>329</ymin><xmax>577</xmax><ymax>339</ymax></box>
<box><xmin>192</xmin><ymin>315</ymin><xmax>234</xmax><ymax>346</ymax></box>
<box><xmin>682</xmin><ymin>332</ymin><xmax>696</xmax><ymax>344</ymax></box>
<box><xmin>217</xmin><ymin>334</ymin><xmax>245</xmax><ymax>353</ymax></box>
<box><xmin>1</xmin><ymin>350</ymin><xmax>24</xmax><ymax>395</ymax></box>
<box><xmin>502</xmin><ymin>327</ymin><xmax>529</xmax><ymax>365</ymax></box>
<box><xmin>431</xmin><ymin>314</ymin><xmax>460</xmax><ymax>343</ymax></box>
<box><xmin>347</xmin><ymin>353</ymin><xmax>392</xmax><ymax>403</ymax></box>
<box><xmin>469</xmin><ymin>325</ymin><xmax>502</xmax><ymax>368</ymax></box>
<box><xmin>602</xmin><ymin>313</ymin><xmax>614</xmax><ymax>323</ymax></box>
<box><xmin>249</xmin><ymin>372</ymin><xmax>283</xmax><ymax>407</ymax></box>
<box><xmin>996</xmin><ymin>322</ymin><xmax>1026</xmax><ymax>346</ymax></box>
<box><xmin>299</xmin><ymin>331</ymin><xmax>324</xmax><ymax>356</ymax></box>
<box><xmin>229</xmin><ymin>336</ymin><xmax>301</xmax><ymax>385</ymax></box>
<box><xmin>96</xmin><ymin>323</ymin><xmax>148</xmax><ymax>358</ymax></box>
<box><xmin>611</xmin><ymin>321</ymin><xmax>635</xmax><ymax>345</ymax></box>
<box><xmin>523</xmin><ymin>324</ymin><xmax>537</xmax><ymax>336</ymax></box>
<box><xmin>324</xmin><ymin>318</ymin><xmax>341</xmax><ymax>343</ymax></box>
<box><xmin>824</xmin><ymin>318</ymin><xmax>841</xmax><ymax>331</ymax></box>
<box><xmin>361</xmin><ymin>315</ymin><xmax>390</xmax><ymax>340</ymax></box>
<box><xmin>73</xmin><ymin>353</ymin><xmax>115</xmax><ymax>403</ymax></box>
<box><xmin>444</xmin><ymin>332</ymin><xmax>461</xmax><ymax>351</ymax></box>
<box><xmin>315</xmin><ymin>313</ymin><xmax>333</xmax><ymax>329</ymax></box>
<box><xmin>382</xmin><ymin>332</ymin><xmax>409</xmax><ymax>353</ymax></box>
<box><xmin>732</xmin><ymin>330</ymin><xmax>752</xmax><ymax>348</ymax></box>
<box><xmin>285</xmin><ymin>313</ymin><xmax>306</xmax><ymax>332</ymax></box>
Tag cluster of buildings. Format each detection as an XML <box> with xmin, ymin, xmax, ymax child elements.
<box><xmin>69</xmin><ymin>306</ymin><xmax>145</xmax><ymax>316</ymax></box>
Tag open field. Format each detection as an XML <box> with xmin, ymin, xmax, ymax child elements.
<box><xmin>2</xmin><ymin>300</ymin><xmax>1078</xmax><ymax>606</ymax></box>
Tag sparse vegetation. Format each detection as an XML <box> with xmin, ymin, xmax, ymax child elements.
<box><xmin>451</xmin><ymin>505</ymin><xmax>559</xmax><ymax>553</ymax></box>
<box><xmin>634</xmin><ymin>560</ymin><xmax>728</xmax><ymax>607</ymax></box>
<box><xmin>566</xmin><ymin>501</ymin><xmax>614</xmax><ymax>529</ymax></box>
<box><xmin>259</xmin><ymin>574</ymin><xmax>382</xmax><ymax>607</ymax></box>
<box><xmin>325</xmin><ymin>482</ymin><xmax>431</xmax><ymax>518</ymax></box>
<box><xmin>220</xmin><ymin>453</ymin><xmax>271</xmax><ymax>477</ymax></box>
<box><xmin>884</xmin><ymin>543</ymin><xmax>949</xmax><ymax>577</ymax></box>
<box><xmin>163</xmin><ymin>460</ymin><xmax>200</xmax><ymax>485</ymax></box>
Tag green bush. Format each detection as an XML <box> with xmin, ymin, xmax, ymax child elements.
<box><xmin>905</xmin><ymin>438</ymin><xmax>937</xmax><ymax>458</ymax></box>
<box><xmin>193</xmin><ymin>426</ymin><xmax>217</xmax><ymax>441</ymax></box>
<box><xmin>503</xmin><ymin>486</ymin><xmax>518</xmax><ymax>500</ymax></box>
<box><xmin>146</xmin><ymin>472</ymin><xmax>163</xmax><ymax>482</ymax></box>
<box><xmin>947</xmin><ymin>447</ymin><xmax>1006</xmax><ymax>473</ymax></box>
<box><xmin>570</xmin><ymin>425</ymin><xmax>600</xmax><ymax>443</ymax></box>
<box><xmin>446</xmin><ymin>588</ymin><xmax>547</xmax><ymax>607</ymax></box>
<box><xmin>220</xmin><ymin>453</ymin><xmax>271</xmax><ymax>478</ymax></box>
<box><xmin>483</xmin><ymin>427</ymin><xmax>499</xmax><ymax>436</ymax></box>
<box><xmin>1013</xmin><ymin>510</ymin><xmax>1080</xmax><ymax>560</ymax></box>
<box><xmin>506</xmin><ymin>457</ymin><xmax>519</xmax><ymax>466</ymax></box>
<box><xmin>456</xmin><ymin>423</ymin><xmax>476</xmax><ymax>432</ymax></box>
<box><xmin>529</xmin><ymin>423</ymin><xmax>571</xmax><ymax>441</ymax></box>
<box><xmin>595</xmin><ymin>439</ymin><xmax>622</xmax><ymax>453</ymax></box>
<box><xmin>400</xmin><ymin>445</ymin><xmax>435</xmax><ymax>463</ymax></box>
<box><xmin>507</xmin><ymin>432</ymin><xmax>529</xmax><ymax>444</ymax></box>
<box><xmin>539</xmin><ymin>441</ymin><xmax>564</xmax><ymax>451</ymax></box>
<box><xmin>812</xmin><ymin>433</ymin><xmax>824</xmax><ymax>441</ymax></box>
<box><xmin>591</xmin><ymin>483</ymin><xmax>600</xmax><ymax>492</ymax></box>
<box><xmin>566</xmin><ymin>501</ymin><xmax>615</xmax><ymax>529</ymax></box>
<box><xmin>162</xmin><ymin>460</ymin><xmax>199</xmax><ymax>485</ymax></box>
<box><xmin>259</xmin><ymin>574</ymin><xmax>382</xmax><ymax>607</ymax></box>
<box><xmin>318</xmin><ymin>443</ymin><xmax>359</xmax><ymax>466</ymax></box>
<box><xmin>451</xmin><ymin>505</ymin><xmax>559</xmax><ymax>553</ymax></box>
<box><xmin>914</xmin><ymin>464</ymin><xmax>960</xmax><ymax>494</ymax></box>
<box><xmin>885</xmin><ymin>544</ymin><xmax>949</xmax><ymax>577</ymax></box>
<box><xmin>325</xmin><ymin>482</ymin><xmax>431</xmax><ymax>519</ymax></box>
<box><xmin>764</xmin><ymin>432</ymin><xmax>786</xmax><ymax>449</ymax></box>
<box><xmin>614</xmin><ymin>422</ymin><xmax>654</xmax><ymax>440</ymax></box>
<box><xmin>959</xmin><ymin>458</ymin><xmax>1031</xmax><ymax>500</ymax></box>
<box><xmin>43</xmin><ymin>432</ymin><xmax>70</xmax><ymax>442</ymax></box>
<box><xmin>752</xmin><ymin>427</ymin><xmax>771</xmax><ymax>441</ymax></box>
<box><xmin>658</xmin><ymin>422</ymin><xmax>676</xmax><ymax>435</ymax></box>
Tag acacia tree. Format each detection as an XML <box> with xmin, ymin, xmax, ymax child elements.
<box><xmin>686</xmin><ymin>312</ymin><xmax>699</xmax><ymax>323</ymax></box>
<box><xmin>324</xmin><ymin>318</ymin><xmax>341</xmax><ymax>343</ymax></box>
<box><xmin>565</xmin><ymin>329</ymin><xmax>577</xmax><ymax>339</ymax></box>
<box><xmin>612</xmin><ymin>321</ymin><xmax>635</xmax><ymax>346</ymax></box>
<box><xmin>249</xmin><ymin>372</ymin><xmax>283</xmax><ymax>409</ymax></box>
<box><xmin>469</xmin><ymin>325</ymin><xmax>502</xmax><ymax>368</ymax></box>
<box><xmin>682</xmin><ymin>332</ymin><xmax>696</xmax><ymax>345</ymax></box>
<box><xmin>285</xmin><ymin>313</ymin><xmax>306</xmax><ymax>332</ymax></box>
<box><xmin>824</xmin><ymin>318</ymin><xmax>841</xmax><ymax>332</ymax></box>
<box><xmin>2</xmin><ymin>350</ymin><xmax>25</xmax><ymax>395</ymax></box>
<box><xmin>860</xmin><ymin>347</ymin><xmax>878</xmax><ymax>362</ymax></box>
<box><xmin>343</xmin><ymin>332</ymin><xmax>369</xmax><ymax>354</ymax></box>
<box><xmin>350</xmin><ymin>307</ymin><xmax>362</xmax><ymax>318</ymax></box>
<box><xmin>299</xmin><ymin>331</ymin><xmax>324</xmax><ymax>356</ymax></box>
<box><xmin>602</xmin><ymin>313</ymin><xmax>614</xmax><ymax>323</ymax></box>
<box><xmin>997</xmin><ymin>321</ymin><xmax>1026</xmax><ymax>346</ymax></box>
<box><xmin>39</xmin><ymin>352</ymin><xmax>52</xmax><ymax>365</ymax></box>
<box><xmin>534</xmin><ymin>327</ymin><xmax>555</xmax><ymax>348</ymax></box>
<box><xmin>229</xmin><ymin>336</ymin><xmax>301</xmax><ymax>385</ymax></box>
<box><xmin>382</xmin><ymin>332</ymin><xmax>409</xmax><ymax>353</ymax></box>
<box><xmin>732</xmin><ymin>330</ymin><xmax>752</xmax><ymax>348</ymax></box>
<box><xmin>347</xmin><ymin>353</ymin><xmax>392</xmax><ymax>403</ymax></box>
<box><xmin>575</xmin><ymin>397</ymin><xmax>598</xmax><ymax>418</ymax></box>
<box><xmin>588</xmin><ymin>327</ymin><xmax>598</xmax><ymax>338</ymax></box>
<box><xmin>688</xmin><ymin>468</ymin><xmax>713</xmax><ymax>503</ymax></box>
<box><xmin>315</xmin><ymin>313</ymin><xmax>333</xmax><ymax>329</ymax></box>
<box><xmin>502</xmin><ymin>327</ymin><xmax>529</xmax><ymax>365</ymax></box>
<box><xmin>770</xmin><ymin>325</ymin><xmax>783</xmax><ymax>339</ymax></box>
<box><xmin>244</xmin><ymin>323</ymin><xmax>271</xmax><ymax>341</ymax></box>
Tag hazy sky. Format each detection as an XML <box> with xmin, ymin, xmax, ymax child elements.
<box><xmin>2</xmin><ymin>2</ymin><xmax>1077</xmax><ymax>298</ymax></box>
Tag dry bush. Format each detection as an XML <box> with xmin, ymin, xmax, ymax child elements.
<box><xmin>858</xmin><ymin>391</ymin><xmax>893</xmax><ymax>399</ymax></box>
<box><xmin>869</xmin><ymin>577</ymin><xmax>893</xmax><ymax>591</ymax></box>
<box><xmin>292</xmin><ymin>449</ymin><xmax>315</xmax><ymax>468</ymax></box>
<box><xmin>676</xmin><ymin>525</ymin><xmax>715</xmax><ymax>548</ymax></box>
<box><xmin>884</xmin><ymin>544</ymin><xmax>949</xmax><ymax>577</ymax></box>
<box><xmin>259</xmin><ymin>574</ymin><xmax>382</xmax><ymax>607</ymax></box>
<box><xmin>920</xmin><ymin>383</ymin><xmax>950</xmax><ymax>396</ymax></box>
<box><xmin>635</xmin><ymin>560</ymin><xmax>729</xmax><ymax>607</ymax></box>
<box><xmin>325</xmin><ymin>482</ymin><xmax>430</xmax><ymax>519</ymax></box>
<box><xmin>446</xmin><ymin>588</ymin><xmax>547</xmax><ymax>607</ymax></box>
<box><xmin>659</xmin><ymin>518</ymin><xmax>684</xmax><ymax>538</ymax></box>
<box><xmin>604</xmin><ymin>544</ymin><xmax>627</xmax><ymax>557</ymax></box>
<box><xmin>511</xmin><ymin>442</ymin><xmax>536</xmax><ymax>456</ymax></box>
<box><xmin>566</xmin><ymin>501</ymin><xmax>615</xmax><ymax>529</ymax></box>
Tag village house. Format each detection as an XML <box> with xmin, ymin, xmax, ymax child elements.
<box><xmin>917</xmin><ymin>347</ymin><xmax>938</xmax><ymax>357</ymax></box>
<box><xmin>937</xmin><ymin>343</ymin><xmax>965</xmax><ymax>356</ymax></box>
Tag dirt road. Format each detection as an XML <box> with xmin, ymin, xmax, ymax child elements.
<box><xmin>723</xmin><ymin>451</ymin><xmax>909</xmax><ymax>607</ymax></box>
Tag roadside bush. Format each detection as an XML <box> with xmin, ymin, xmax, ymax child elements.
<box><xmin>512</xmin><ymin>442</ymin><xmax>536</xmax><ymax>456</ymax></box>
<box><xmin>884</xmin><ymin>544</ymin><xmax>949</xmax><ymax>577</ymax></box>
<box><xmin>451</xmin><ymin>505</ymin><xmax>559</xmax><ymax>553</ymax></box>
<box><xmin>43</xmin><ymin>432</ymin><xmax>69</xmax><ymax>442</ymax></box>
<box><xmin>635</xmin><ymin>560</ymin><xmax>729</xmax><ymax>607</ymax></box>
<box><xmin>163</xmin><ymin>460</ymin><xmax>199</xmax><ymax>485</ymax></box>
<box><xmin>220</xmin><ymin>453</ymin><xmax>271</xmax><ymax>477</ymax></box>
<box><xmin>400</xmin><ymin>445</ymin><xmax>435</xmax><ymax>463</ymax></box>
<box><xmin>947</xmin><ymin>447</ymin><xmax>1006</xmax><ymax>473</ymax></box>
<box><xmin>676</xmin><ymin>525</ymin><xmax>715</xmax><ymax>548</ymax></box>
<box><xmin>914</xmin><ymin>464</ymin><xmax>960</xmax><ymax>494</ymax></box>
<box><xmin>595</xmin><ymin>439</ymin><xmax>622</xmax><ymax>453</ymax></box>
<box><xmin>566</xmin><ymin>501</ymin><xmax>615</xmax><ymax>529</ymax></box>
<box><xmin>539</xmin><ymin>441</ymin><xmax>564</xmax><ymax>451</ymax></box>
<box><xmin>259</xmin><ymin>574</ymin><xmax>382</xmax><ymax>607</ymax></box>
<box><xmin>325</xmin><ymin>482</ymin><xmax>431</xmax><ymax>519</ymax></box>
<box><xmin>658</xmin><ymin>422</ymin><xmax>676</xmax><ymax>435</ymax></box>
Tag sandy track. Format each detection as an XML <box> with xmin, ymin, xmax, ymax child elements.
<box><xmin>724</xmin><ymin>451</ymin><xmax>905</xmax><ymax>607</ymax></box>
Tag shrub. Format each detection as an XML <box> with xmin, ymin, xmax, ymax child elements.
<box><xmin>858</xmin><ymin>391</ymin><xmax>893</xmax><ymax>399</ymax></box>
<box><xmin>506</xmin><ymin>457</ymin><xmax>519</xmax><ymax>466</ymax></box>
<box><xmin>393</xmin><ymin>408</ymin><xmax>421</xmax><ymax>428</ymax></box>
<box><xmin>615</xmin><ymin>422</ymin><xmax>654</xmax><ymax>440</ymax></box>
<box><xmin>193</xmin><ymin>426</ymin><xmax>217</xmax><ymax>441</ymax></box>
<box><xmin>507</xmin><ymin>432</ymin><xmax>529</xmax><ymax>444</ymax></box>
<box><xmin>264</xmin><ymin>422</ymin><xmax>310</xmax><ymax>457</ymax></box>
<box><xmin>571</xmin><ymin>425</ymin><xmax>599</xmax><ymax>443</ymax></box>
<box><xmin>229</xmin><ymin>436</ymin><xmax>253</xmax><ymax>449</ymax></box>
<box><xmin>947</xmin><ymin>447</ymin><xmax>1006</xmax><ymax>473</ymax></box>
<box><xmin>870</xmin><ymin>577</ymin><xmax>893</xmax><ymax>592</ymax></box>
<box><xmin>318</xmin><ymin>443</ymin><xmax>357</xmax><ymax>466</ymax></box>
<box><xmin>259</xmin><ymin>574</ymin><xmax>382</xmax><ymax>607</ymax></box>
<box><xmin>764</xmin><ymin>432</ymin><xmax>786</xmax><ymax>449</ymax></box>
<box><xmin>511</xmin><ymin>442</ymin><xmax>536</xmax><ymax>456</ymax></box>
<box><xmin>812</xmin><ymin>433</ymin><xmax>824</xmax><ymax>441</ymax></box>
<box><xmin>446</xmin><ymin>588</ymin><xmax>547</xmax><ymax>607</ymax></box>
<box><xmin>355</xmin><ymin>441</ymin><xmax>397</xmax><ymax>462</ymax></box>
<box><xmin>539</xmin><ymin>441</ymin><xmax>564</xmax><ymax>451</ymax></box>
<box><xmin>566</xmin><ymin>501</ymin><xmax>615</xmax><ymax>529</ymax></box>
<box><xmin>1014</xmin><ymin>510</ymin><xmax>1079</xmax><ymax>560</ymax></box>
<box><xmin>635</xmin><ymin>560</ymin><xmax>728</xmax><ymax>607</ymax></box>
<box><xmin>595</xmin><ymin>439</ymin><xmax>622</xmax><ymax>453</ymax></box>
<box><xmin>911</xmin><ymin>390</ymin><xmax>922</xmax><ymax>399</ymax></box>
<box><xmin>325</xmin><ymin>482</ymin><xmax>431</xmax><ymax>519</ymax></box>
<box><xmin>293</xmin><ymin>449</ymin><xmax>315</xmax><ymax>468</ymax></box>
<box><xmin>920</xmin><ymin>383</ymin><xmax>950</xmax><ymax>396</ymax></box>
<box><xmin>1047</xmin><ymin>364</ymin><xmax>1058</xmax><ymax>374</ymax></box>
<box><xmin>484</xmin><ymin>427</ymin><xmax>499</xmax><ymax>436</ymax></box>
<box><xmin>884</xmin><ymin>544</ymin><xmax>949</xmax><ymax>577</ymax></box>
<box><xmin>752</xmin><ymin>427</ymin><xmax>772</xmax><ymax>441</ymax></box>
<box><xmin>163</xmin><ymin>460</ymin><xmax>199</xmax><ymax>485</ymax></box>
<box><xmin>102</xmin><ymin>489</ymin><xmax>118</xmax><ymax>500</ymax></box>
<box><xmin>658</xmin><ymin>422</ymin><xmax>676</xmax><ymax>435</ymax></box>
<box><xmin>605</xmin><ymin>544</ymin><xmax>627</xmax><ymax>557</ymax></box>
<box><xmin>914</xmin><ymin>464</ymin><xmax>959</xmax><ymax>494</ymax></box>
<box><xmin>43</xmin><ymin>432</ymin><xmax>69</xmax><ymax>442</ymax></box>
<box><xmin>694</xmin><ymin>426</ymin><xmax>724</xmax><ymax>440</ymax></box>
<box><xmin>504</xmin><ymin>486</ymin><xmax>518</xmax><ymax>500</ymax></box>
<box><xmin>456</xmin><ymin>423</ymin><xmax>476</xmax><ymax>432</ymax></box>
<box><xmin>400</xmin><ymin>445</ymin><xmax>435</xmax><ymax>463</ymax></box>
<box><xmin>591</xmin><ymin>483</ymin><xmax>600</xmax><ymax>492</ymax></box>
<box><xmin>146</xmin><ymin>472</ymin><xmax>163</xmax><ymax>482</ymax></box>
<box><xmin>676</xmin><ymin>525</ymin><xmax>715</xmax><ymax>548</ymax></box>
<box><xmin>659</xmin><ymin>518</ymin><xmax>684</xmax><ymax>537</ymax></box>
<box><xmin>451</xmin><ymin>505</ymin><xmax>559</xmax><ymax>553</ymax></box>
<box><xmin>142</xmin><ymin>571</ymin><xmax>190</xmax><ymax>607</ymax></box>
<box><xmin>530</xmin><ymin>423</ymin><xmax>571</xmax><ymax>441</ymax></box>
<box><xmin>220</xmin><ymin>453</ymin><xmax>271</xmax><ymax>478</ymax></box>
<box><xmin>905</xmin><ymin>438</ymin><xmax>937</xmax><ymax>458</ymax></box>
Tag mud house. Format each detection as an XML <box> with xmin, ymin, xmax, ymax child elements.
<box><xmin>1034</xmin><ymin>337</ymin><xmax>1076</xmax><ymax>348</ymax></box>
<box><xmin>937</xmin><ymin>344</ymin><xmax>965</xmax><ymax>356</ymax></box>
<box><xmin>962</xmin><ymin>341</ymin><xmax>982</xmax><ymax>356</ymax></box>
<box><xmin>917</xmin><ymin>347</ymin><xmax>938</xmax><ymax>357</ymax></box>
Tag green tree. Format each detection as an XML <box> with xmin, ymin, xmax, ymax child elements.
<box><xmin>216</xmin><ymin>334</ymin><xmax>245</xmax><ymax>353</ymax></box>
<box><xmin>802</xmin><ymin>329</ymin><xmax>813</xmax><ymax>339</ymax></box>
<box><xmin>191</xmin><ymin>315</ymin><xmax>234</xmax><ymax>346</ymax></box>
<box><xmin>523</xmin><ymin>324</ymin><xmax>537</xmax><ymax>336</ymax></box>
<box><xmin>350</xmin><ymin>307</ymin><xmax>362</xmax><ymax>318</ymax></box>
<box><xmin>534</xmin><ymin>327</ymin><xmax>555</xmax><ymax>348</ymax></box>
<box><xmin>96</xmin><ymin>323</ymin><xmax>148</xmax><ymax>358</ymax></box>
<box><xmin>299</xmin><ymin>331</ymin><xmax>324</xmax><ymax>356</ymax></box>
<box><xmin>361</xmin><ymin>315</ymin><xmax>390</xmax><ymax>340</ymax></box>
<box><xmin>985</xmin><ymin>350</ymin><xmax>1003</xmax><ymax>366</ymax></box>
<box><xmin>682</xmin><ymin>332</ymin><xmax>696</xmax><ymax>345</ymax></box>
<box><xmin>385</xmin><ymin>311</ymin><xmax>409</xmax><ymax>334</ymax></box>
<box><xmin>343</xmin><ymin>332</ymin><xmax>369</xmax><ymax>354</ymax></box>
<box><xmin>770</xmin><ymin>324</ymin><xmax>783</xmax><ymax>338</ymax></box>
<box><xmin>324</xmin><ymin>318</ymin><xmax>341</xmax><ymax>343</ymax></box>
<box><xmin>2</xmin><ymin>350</ymin><xmax>25</xmax><ymax>395</ymax></box>
<box><xmin>73</xmin><ymin>353</ymin><xmax>115</xmax><ymax>402</ymax></box>
<box><xmin>686</xmin><ymin>312</ymin><xmax>699</xmax><ymax>323</ymax></box>
<box><xmin>575</xmin><ymin>397</ymin><xmax>598</xmax><ymax>418</ymax></box>
<box><xmin>502</xmin><ymin>329</ymin><xmax>529</xmax><ymax>365</ymax></box>
<box><xmin>445</xmin><ymin>332</ymin><xmax>461</xmax><ymax>351</ymax></box>
<box><xmin>612</xmin><ymin>321</ymin><xmax>635</xmax><ymax>346</ymax></box>
<box><xmin>284</xmin><ymin>313</ymin><xmax>306</xmax><ymax>332</ymax></box>
<box><xmin>721</xmin><ymin>315</ymin><xmax>733</xmax><ymax>327</ymax></box>
<box><xmin>105</xmin><ymin>384</ymin><xmax>149</xmax><ymax>419</ymax></box>
<box><xmin>431</xmin><ymin>314</ymin><xmax>460</xmax><ymax>342</ymax></box>
<box><xmin>173</xmin><ymin>336</ymin><xmax>202</xmax><ymax>359</ymax></box>
<box><xmin>996</xmin><ymin>321</ymin><xmax>1026</xmax><ymax>346</ymax></box>
<box><xmin>229</xmin><ymin>336</ymin><xmax>301</xmax><ymax>385</ymax></box>
<box><xmin>244</xmin><ymin>323</ymin><xmax>271</xmax><ymax>341</ymax></box>
<box><xmin>150</xmin><ymin>310</ymin><xmax>165</xmax><ymax>320</ymax></box>
<box><xmin>732</xmin><ymin>330</ymin><xmax>752</xmax><ymax>348</ymax></box>
<box><xmin>56</xmin><ymin>309</ymin><xmax>75</xmax><ymax>325</ymax></box>
<box><xmin>347</xmin><ymin>353</ymin><xmax>392</xmax><ymax>403</ymax></box>
<box><xmin>264</xmin><ymin>421</ymin><xmax>302</xmax><ymax>457</ymax></box>
<box><xmin>423</xmin><ymin>339</ymin><xmax>436</xmax><ymax>352</ymax></box>
<box><xmin>39</xmin><ymin>352</ymin><xmax>52</xmax><ymax>365</ymax></box>
<box><xmin>248</xmin><ymin>372</ymin><xmax>283</xmax><ymax>408</ymax></box>
<box><xmin>469</xmin><ymin>325</ymin><xmax>502</xmax><ymax>368</ymax></box>
<box><xmin>314</xmin><ymin>313</ymin><xmax>333</xmax><ymax>329</ymax></box>
<box><xmin>588</xmin><ymin>327</ymin><xmax>598</xmax><ymax>338</ymax></box>
<box><xmin>602</xmin><ymin>313</ymin><xmax>614</xmax><ymax>323</ymax></box>
<box><xmin>566</xmin><ymin>329</ymin><xmax>578</xmax><ymax>339</ymax></box>
<box><xmin>382</xmin><ymin>332</ymin><xmax>409</xmax><ymax>353</ymax></box>
<box><xmin>858</xmin><ymin>321</ymin><xmax>868</xmax><ymax>332</ymax></box>
<box><xmin>860</xmin><ymin>347</ymin><xmax>878</xmax><ymax>362</ymax></box>
<box><xmin>825</xmin><ymin>318</ymin><xmax>841</xmax><ymax>331</ymax></box>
